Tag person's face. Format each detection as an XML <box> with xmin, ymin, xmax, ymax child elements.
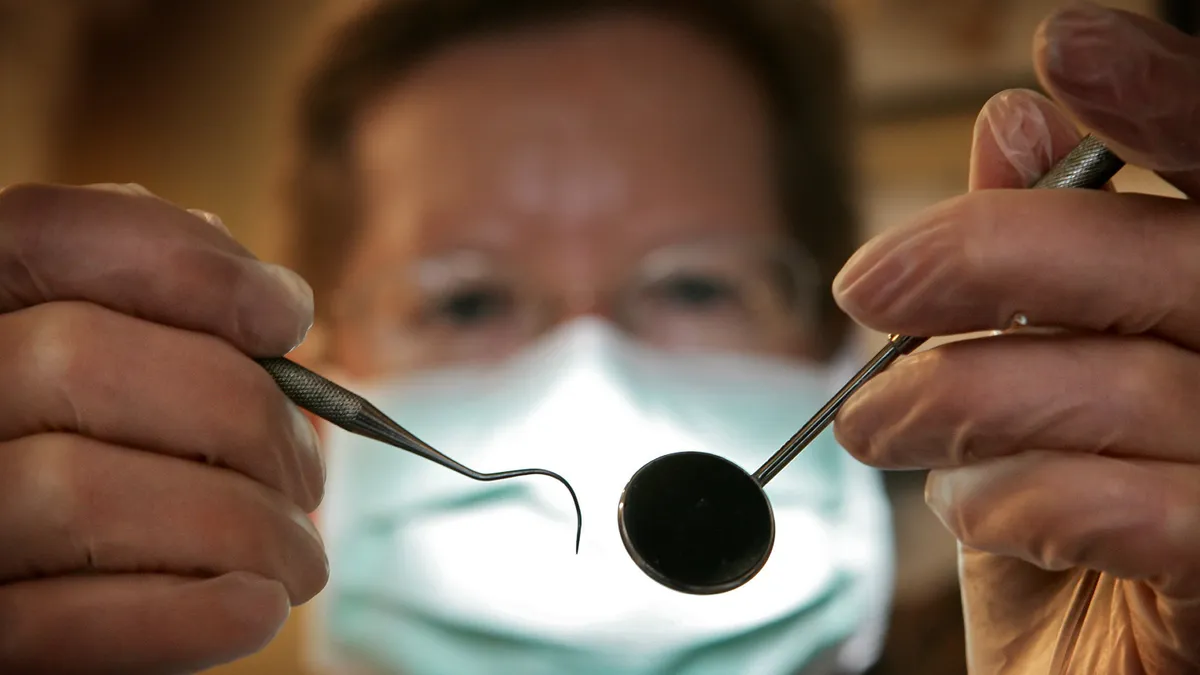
<box><xmin>328</xmin><ymin>13</ymin><xmax>823</xmax><ymax>379</ymax></box>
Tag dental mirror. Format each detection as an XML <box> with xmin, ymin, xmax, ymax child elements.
<box><xmin>618</xmin><ymin>333</ymin><xmax>920</xmax><ymax>594</ymax></box>
<box><xmin>618</xmin><ymin>451</ymin><xmax>774</xmax><ymax>594</ymax></box>
<box><xmin>618</xmin><ymin>135</ymin><xmax>1125</xmax><ymax>594</ymax></box>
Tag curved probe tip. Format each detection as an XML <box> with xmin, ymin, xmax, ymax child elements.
<box><xmin>477</xmin><ymin>467</ymin><xmax>582</xmax><ymax>554</ymax></box>
<box><xmin>545</xmin><ymin>469</ymin><xmax>582</xmax><ymax>554</ymax></box>
<box><xmin>557</xmin><ymin>472</ymin><xmax>583</xmax><ymax>554</ymax></box>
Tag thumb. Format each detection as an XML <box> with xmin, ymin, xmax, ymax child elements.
<box><xmin>1034</xmin><ymin>2</ymin><xmax>1200</xmax><ymax>199</ymax></box>
<box><xmin>969</xmin><ymin>88</ymin><xmax>1089</xmax><ymax>191</ymax></box>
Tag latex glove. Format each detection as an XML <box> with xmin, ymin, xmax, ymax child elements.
<box><xmin>833</xmin><ymin>4</ymin><xmax>1200</xmax><ymax>673</ymax></box>
<box><xmin>0</xmin><ymin>184</ymin><xmax>328</xmax><ymax>674</ymax></box>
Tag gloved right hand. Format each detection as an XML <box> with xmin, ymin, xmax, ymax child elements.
<box><xmin>0</xmin><ymin>183</ymin><xmax>328</xmax><ymax>674</ymax></box>
<box><xmin>833</xmin><ymin>4</ymin><xmax>1200</xmax><ymax>673</ymax></box>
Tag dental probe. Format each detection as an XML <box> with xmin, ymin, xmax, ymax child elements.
<box><xmin>255</xmin><ymin>356</ymin><xmax>583</xmax><ymax>553</ymax></box>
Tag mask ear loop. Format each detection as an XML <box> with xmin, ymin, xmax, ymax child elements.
<box><xmin>256</xmin><ymin>356</ymin><xmax>583</xmax><ymax>553</ymax></box>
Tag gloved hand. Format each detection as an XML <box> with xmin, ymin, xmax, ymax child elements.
<box><xmin>833</xmin><ymin>3</ymin><xmax>1200</xmax><ymax>673</ymax></box>
<box><xmin>0</xmin><ymin>184</ymin><xmax>328</xmax><ymax>673</ymax></box>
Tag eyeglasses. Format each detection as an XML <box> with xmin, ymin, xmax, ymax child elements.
<box><xmin>330</xmin><ymin>237</ymin><xmax>820</xmax><ymax>372</ymax></box>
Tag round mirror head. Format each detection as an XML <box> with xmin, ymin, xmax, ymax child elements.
<box><xmin>618</xmin><ymin>451</ymin><xmax>774</xmax><ymax>595</ymax></box>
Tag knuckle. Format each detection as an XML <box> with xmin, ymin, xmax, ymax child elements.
<box><xmin>10</xmin><ymin>434</ymin><xmax>90</xmax><ymax>540</ymax></box>
<box><xmin>13</xmin><ymin>302</ymin><xmax>107</xmax><ymax>392</ymax></box>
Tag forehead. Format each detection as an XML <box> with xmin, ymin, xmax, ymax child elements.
<box><xmin>346</xmin><ymin>12</ymin><xmax>782</xmax><ymax>277</ymax></box>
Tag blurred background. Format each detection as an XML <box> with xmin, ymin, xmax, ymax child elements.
<box><xmin>0</xmin><ymin>1</ymin><xmax>1191</xmax><ymax>673</ymax></box>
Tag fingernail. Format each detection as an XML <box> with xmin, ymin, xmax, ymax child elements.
<box><xmin>1039</xmin><ymin>3</ymin><xmax>1200</xmax><ymax>176</ymax></box>
<box><xmin>290</xmin><ymin>403</ymin><xmax>325</xmax><ymax>504</ymax></box>
<box><xmin>832</xmin><ymin>230</ymin><xmax>928</xmax><ymax>321</ymax></box>
<box><xmin>1040</xmin><ymin>2</ymin><xmax>1135</xmax><ymax>90</ymax></box>
<box><xmin>261</xmin><ymin>264</ymin><xmax>315</xmax><ymax>348</ymax></box>
<box><xmin>188</xmin><ymin>208</ymin><xmax>232</xmax><ymax>235</ymax></box>
<box><xmin>977</xmin><ymin>90</ymin><xmax>1057</xmax><ymax>187</ymax></box>
<box><xmin>924</xmin><ymin>470</ymin><xmax>954</xmax><ymax>520</ymax></box>
<box><xmin>215</xmin><ymin>571</ymin><xmax>291</xmax><ymax>617</ymax></box>
<box><xmin>926</xmin><ymin>465</ymin><xmax>995</xmax><ymax>535</ymax></box>
<box><xmin>925</xmin><ymin>468</ymin><xmax>969</xmax><ymax>535</ymax></box>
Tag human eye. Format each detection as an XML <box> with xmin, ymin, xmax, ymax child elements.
<box><xmin>643</xmin><ymin>271</ymin><xmax>743</xmax><ymax>313</ymax></box>
<box><xmin>424</xmin><ymin>281</ymin><xmax>515</xmax><ymax>328</ymax></box>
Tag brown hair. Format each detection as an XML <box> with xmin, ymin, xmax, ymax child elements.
<box><xmin>287</xmin><ymin>0</ymin><xmax>858</xmax><ymax>354</ymax></box>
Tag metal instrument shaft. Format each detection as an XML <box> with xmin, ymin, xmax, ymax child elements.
<box><xmin>752</xmin><ymin>135</ymin><xmax>1125</xmax><ymax>487</ymax></box>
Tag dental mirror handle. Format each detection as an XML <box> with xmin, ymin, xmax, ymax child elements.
<box><xmin>751</xmin><ymin>134</ymin><xmax>1125</xmax><ymax>487</ymax></box>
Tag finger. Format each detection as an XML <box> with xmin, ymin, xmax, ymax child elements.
<box><xmin>0</xmin><ymin>572</ymin><xmax>288</xmax><ymax>675</ymax></box>
<box><xmin>835</xmin><ymin>333</ymin><xmax>1200</xmax><ymax>469</ymax></box>
<box><xmin>969</xmin><ymin>88</ymin><xmax>1092</xmax><ymax>191</ymax></box>
<box><xmin>0</xmin><ymin>183</ymin><xmax>312</xmax><ymax>356</ymax></box>
<box><xmin>925</xmin><ymin>452</ymin><xmax>1200</xmax><ymax>599</ymax></box>
<box><xmin>1033</xmin><ymin>3</ymin><xmax>1200</xmax><ymax>199</ymax></box>
<box><xmin>830</xmin><ymin>187</ymin><xmax>1200</xmax><ymax>346</ymax></box>
<box><xmin>0</xmin><ymin>301</ymin><xmax>323</xmax><ymax>511</ymax></box>
<box><xmin>0</xmin><ymin>433</ymin><xmax>328</xmax><ymax>603</ymax></box>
